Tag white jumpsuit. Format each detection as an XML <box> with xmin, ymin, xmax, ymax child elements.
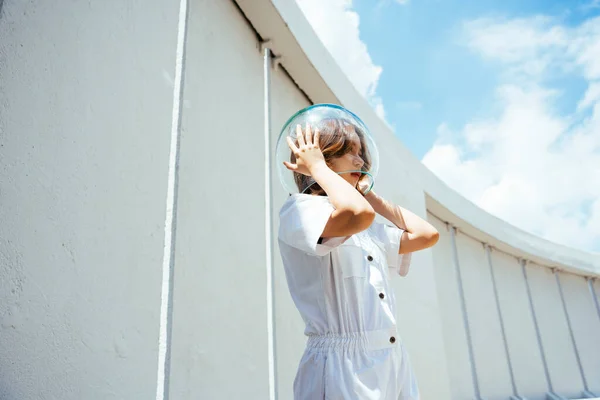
<box><xmin>278</xmin><ymin>194</ymin><xmax>420</xmax><ymax>400</ymax></box>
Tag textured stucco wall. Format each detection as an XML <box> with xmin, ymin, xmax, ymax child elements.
<box><xmin>1</xmin><ymin>0</ymin><xmax>598</xmax><ymax>399</ymax></box>
<box><xmin>271</xmin><ymin>59</ymin><xmax>313</xmax><ymax>400</ymax></box>
<box><xmin>0</xmin><ymin>0</ymin><xmax>178</xmax><ymax>398</ymax></box>
<box><xmin>168</xmin><ymin>0</ymin><xmax>269</xmax><ymax>398</ymax></box>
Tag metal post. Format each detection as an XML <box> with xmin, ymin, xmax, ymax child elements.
<box><xmin>554</xmin><ymin>271</ymin><xmax>588</xmax><ymax>391</ymax></box>
<box><xmin>485</xmin><ymin>245</ymin><xmax>518</xmax><ymax>397</ymax></box>
<box><xmin>449</xmin><ymin>226</ymin><xmax>481</xmax><ymax>399</ymax></box>
<box><xmin>263</xmin><ymin>44</ymin><xmax>277</xmax><ymax>400</ymax></box>
<box><xmin>521</xmin><ymin>260</ymin><xmax>554</xmax><ymax>394</ymax></box>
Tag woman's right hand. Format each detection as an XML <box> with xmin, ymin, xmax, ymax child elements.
<box><xmin>283</xmin><ymin>124</ymin><xmax>326</xmax><ymax>176</ymax></box>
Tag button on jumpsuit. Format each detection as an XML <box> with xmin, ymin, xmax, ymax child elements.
<box><xmin>278</xmin><ymin>194</ymin><xmax>420</xmax><ymax>400</ymax></box>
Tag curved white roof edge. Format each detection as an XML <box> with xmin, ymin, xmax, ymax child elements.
<box><xmin>234</xmin><ymin>0</ymin><xmax>600</xmax><ymax>277</ymax></box>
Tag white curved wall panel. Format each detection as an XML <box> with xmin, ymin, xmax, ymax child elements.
<box><xmin>455</xmin><ymin>233</ymin><xmax>514</xmax><ymax>399</ymax></box>
<box><xmin>491</xmin><ymin>251</ymin><xmax>549</xmax><ymax>399</ymax></box>
<box><xmin>168</xmin><ymin>1</ymin><xmax>269</xmax><ymax>398</ymax></box>
<box><xmin>270</xmin><ymin>62</ymin><xmax>312</xmax><ymax>400</ymax></box>
<box><xmin>559</xmin><ymin>272</ymin><xmax>600</xmax><ymax>393</ymax></box>
<box><xmin>429</xmin><ymin>216</ymin><xmax>475</xmax><ymax>399</ymax></box>
<box><xmin>526</xmin><ymin>263</ymin><xmax>584</xmax><ymax>398</ymax></box>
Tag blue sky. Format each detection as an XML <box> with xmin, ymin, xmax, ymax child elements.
<box><xmin>355</xmin><ymin>0</ymin><xmax>598</xmax><ymax>158</ymax></box>
<box><xmin>296</xmin><ymin>0</ymin><xmax>600</xmax><ymax>253</ymax></box>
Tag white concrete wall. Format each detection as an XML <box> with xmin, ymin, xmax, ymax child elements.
<box><xmin>375</xmin><ymin>139</ymin><xmax>453</xmax><ymax>400</ymax></box>
<box><xmin>457</xmin><ymin>233</ymin><xmax>514</xmax><ymax>399</ymax></box>
<box><xmin>560</xmin><ymin>272</ymin><xmax>600</xmax><ymax>394</ymax></box>
<box><xmin>0</xmin><ymin>0</ymin><xmax>178</xmax><ymax>398</ymax></box>
<box><xmin>429</xmin><ymin>216</ymin><xmax>476</xmax><ymax>400</ymax></box>
<box><xmin>271</xmin><ymin>61</ymin><xmax>313</xmax><ymax>400</ymax></box>
<box><xmin>168</xmin><ymin>1</ymin><xmax>269</xmax><ymax>398</ymax></box>
<box><xmin>526</xmin><ymin>263</ymin><xmax>585</xmax><ymax>398</ymax></box>
<box><xmin>428</xmin><ymin>212</ymin><xmax>600</xmax><ymax>400</ymax></box>
<box><xmin>1</xmin><ymin>0</ymin><xmax>599</xmax><ymax>399</ymax></box>
<box><xmin>491</xmin><ymin>249</ymin><xmax>548</xmax><ymax>399</ymax></box>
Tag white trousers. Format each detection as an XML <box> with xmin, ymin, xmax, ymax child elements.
<box><xmin>293</xmin><ymin>329</ymin><xmax>420</xmax><ymax>400</ymax></box>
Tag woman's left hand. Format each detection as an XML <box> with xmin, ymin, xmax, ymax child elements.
<box><xmin>356</xmin><ymin>175</ymin><xmax>371</xmax><ymax>195</ymax></box>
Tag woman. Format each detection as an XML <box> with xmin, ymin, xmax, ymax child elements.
<box><xmin>278</xmin><ymin>119</ymin><xmax>439</xmax><ymax>399</ymax></box>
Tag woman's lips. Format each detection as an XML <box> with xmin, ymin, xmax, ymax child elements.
<box><xmin>351</xmin><ymin>172</ymin><xmax>361</xmax><ymax>178</ymax></box>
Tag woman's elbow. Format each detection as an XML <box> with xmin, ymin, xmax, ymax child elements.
<box><xmin>423</xmin><ymin>229</ymin><xmax>439</xmax><ymax>248</ymax></box>
<box><xmin>356</xmin><ymin>207</ymin><xmax>376</xmax><ymax>230</ymax></box>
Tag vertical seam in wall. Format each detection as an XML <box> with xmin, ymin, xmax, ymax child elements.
<box><xmin>426</xmin><ymin>212</ymin><xmax>597</xmax><ymax>282</ymax></box>
<box><xmin>555</xmin><ymin>271</ymin><xmax>588</xmax><ymax>391</ymax></box>
<box><xmin>589</xmin><ymin>278</ymin><xmax>600</xmax><ymax>322</ymax></box>
<box><xmin>450</xmin><ymin>226</ymin><xmax>481</xmax><ymax>399</ymax></box>
<box><xmin>521</xmin><ymin>261</ymin><xmax>554</xmax><ymax>394</ymax></box>
<box><xmin>156</xmin><ymin>0</ymin><xmax>189</xmax><ymax>399</ymax></box>
<box><xmin>486</xmin><ymin>245</ymin><xmax>519</xmax><ymax>397</ymax></box>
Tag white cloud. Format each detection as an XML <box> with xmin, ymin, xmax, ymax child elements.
<box><xmin>372</xmin><ymin>97</ymin><xmax>387</xmax><ymax>120</ymax></box>
<box><xmin>295</xmin><ymin>0</ymin><xmax>387</xmax><ymax>119</ymax></box>
<box><xmin>463</xmin><ymin>15</ymin><xmax>600</xmax><ymax>81</ymax></box>
<box><xmin>423</xmin><ymin>15</ymin><xmax>600</xmax><ymax>253</ymax></box>
<box><xmin>463</xmin><ymin>16</ymin><xmax>569</xmax><ymax>79</ymax></box>
<box><xmin>569</xmin><ymin>17</ymin><xmax>600</xmax><ymax>80</ymax></box>
<box><xmin>578</xmin><ymin>81</ymin><xmax>600</xmax><ymax>111</ymax></box>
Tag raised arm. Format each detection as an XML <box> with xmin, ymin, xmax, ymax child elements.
<box><xmin>283</xmin><ymin>124</ymin><xmax>375</xmax><ymax>237</ymax></box>
<box><xmin>364</xmin><ymin>190</ymin><xmax>439</xmax><ymax>254</ymax></box>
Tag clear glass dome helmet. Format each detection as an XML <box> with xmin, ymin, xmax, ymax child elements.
<box><xmin>276</xmin><ymin>104</ymin><xmax>379</xmax><ymax>196</ymax></box>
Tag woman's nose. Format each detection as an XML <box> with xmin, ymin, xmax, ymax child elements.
<box><xmin>354</xmin><ymin>157</ymin><xmax>364</xmax><ymax>169</ymax></box>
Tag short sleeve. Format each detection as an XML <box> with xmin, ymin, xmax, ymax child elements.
<box><xmin>278</xmin><ymin>195</ymin><xmax>349</xmax><ymax>257</ymax></box>
<box><xmin>371</xmin><ymin>221</ymin><xmax>412</xmax><ymax>276</ymax></box>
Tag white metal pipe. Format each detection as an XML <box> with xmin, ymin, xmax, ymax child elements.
<box><xmin>263</xmin><ymin>46</ymin><xmax>277</xmax><ymax>400</ymax></box>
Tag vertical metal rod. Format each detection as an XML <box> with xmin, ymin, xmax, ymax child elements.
<box><xmin>449</xmin><ymin>226</ymin><xmax>481</xmax><ymax>399</ymax></box>
<box><xmin>485</xmin><ymin>245</ymin><xmax>518</xmax><ymax>397</ymax></box>
<box><xmin>588</xmin><ymin>277</ymin><xmax>600</xmax><ymax>322</ymax></box>
<box><xmin>555</xmin><ymin>271</ymin><xmax>588</xmax><ymax>391</ymax></box>
<box><xmin>264</xmin><ymin>46</ymin><xmax>277</xmax><ymax>400</ymax></box>
<box><xmin>521</xmin><ymin>260</ymin><xmax>554</xmax><ymax>393</ymax></box>
<box><xmin>156</xmin><ymin>0</ymin><xmax>189</xmax><ymax>399</ymax></box>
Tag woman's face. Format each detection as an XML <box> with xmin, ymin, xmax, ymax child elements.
<box><xmin>327</xmin><ymin>134</ymin><xmax>365</xmax><ymax>189</ymax></box>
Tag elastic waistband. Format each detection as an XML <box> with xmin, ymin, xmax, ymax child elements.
<box><xmin>306</xmin><ymin>328</ymin><xmax>399</xmax><ymax>352</ymax></box>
